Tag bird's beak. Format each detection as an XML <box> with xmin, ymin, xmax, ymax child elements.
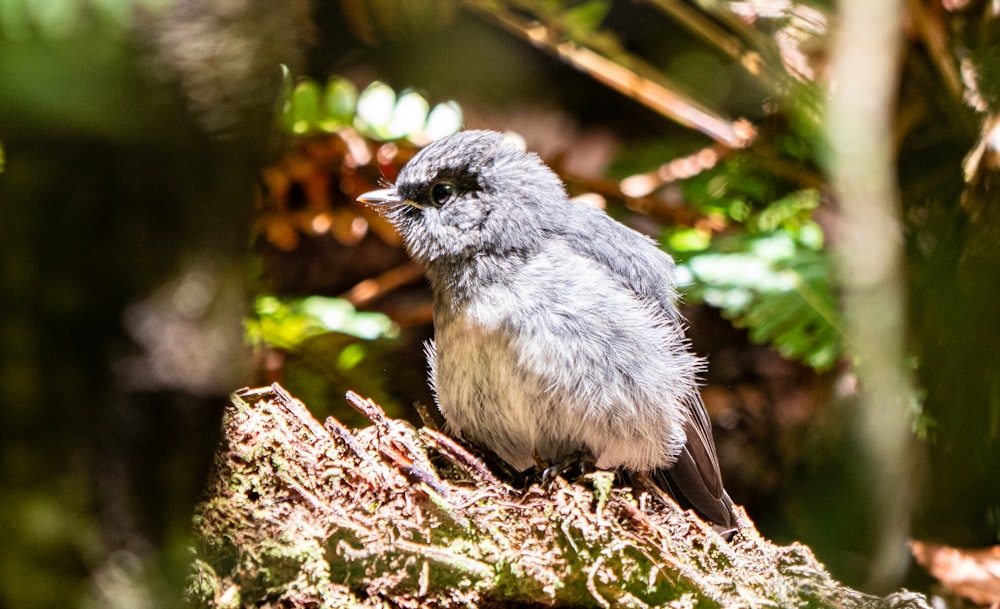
<box><xmin>356</xmin><ymin>188</ymin><xmax>400</xmax><ymax>206</ymax></box>
<box><xmin>358</xmin><ymin>188</ymin><xmax>427</xmax><ymax>210</ymax></box>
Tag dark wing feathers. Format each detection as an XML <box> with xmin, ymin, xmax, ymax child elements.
<box><xmin>655</xmin><ymin>396</ymin><xmax>735</xmax><ymax>529</ymax></box>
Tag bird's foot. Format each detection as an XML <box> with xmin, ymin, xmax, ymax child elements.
<box><xmin>533</xmin><ymin>450</ymin><xmax>596</xmax><ymax>487</ymax></box>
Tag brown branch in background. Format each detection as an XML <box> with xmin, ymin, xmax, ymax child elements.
<box><xmin>462</xmin><ymin>0</ymin><xmax>757</xmax><ymax>149</ymax></box>
<box><xmin>341</xmin><ymin>261</ymin><xmax>425</xmax><ymax>307</ymax></box>
<box><xmin>616</xmin><ymin>143</ymin><xmax>733</xmax><ymax>201</ymax></box>
<box><xmin>563</xmin><ymin>174</ymin><xmax>702</xmax><ymax>226</ymax></box>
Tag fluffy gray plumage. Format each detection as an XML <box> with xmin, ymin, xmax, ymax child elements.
<box><xmin>359</xmin><ymin>130</ymin><xmax>735</xmax><ymax>528</ymax></box>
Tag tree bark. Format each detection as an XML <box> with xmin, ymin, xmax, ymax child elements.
<box><xmin>187</xmin><ymin>384</ymin><xmax>930</xmax><ymax>608</ymax></box>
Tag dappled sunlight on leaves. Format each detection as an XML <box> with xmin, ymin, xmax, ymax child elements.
<box><xmin>677</xmin><ymin>233</ymin><xmax>841</xmax><ymax>371</ymax></box>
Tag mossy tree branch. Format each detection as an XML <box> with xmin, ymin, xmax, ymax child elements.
<box><xmin>188</xmin><ymin>384</ymin><xmax>930</xmax><ymax>608</ymax></box>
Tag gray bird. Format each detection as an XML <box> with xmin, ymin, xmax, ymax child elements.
<box><xmin>359</xmin><ymin>130</ymin><xmax>736</xmax><ymax>530</ymax></box>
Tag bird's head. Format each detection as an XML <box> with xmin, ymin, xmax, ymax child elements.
<box><xmin>358</xmin><ymin>130</ymin><xmax>567</xmax><ymax>265</ymax></box>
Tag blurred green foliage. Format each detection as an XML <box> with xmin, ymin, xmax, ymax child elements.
<box><xmin>246</xmin><ymin>295</ymin><xmax>399</xmax><ymax>349</ymax></box>
<box><xmin>560</xmin><ymin>0</ymin><xmax>613</xmax><ymax>41</ymax></box>
<box><xmin>0</xmin><ymin>0</ymin><xmax>138</xmax><ymax>39</ymax></box>
<box><xmin>674</xmin><ymin>157</ymin><xmax>839</xmax><ymax>370</ymax></box>
<box><xmin>678</xmin><ymin>233</ymin><xmax>840</xmax><ymax>370</ymax></box>
<box><xmin>281</xmin><ymin>72</ymin><xmax>463</xmax><ymax>141</ymax></box>
<box><xmin>246</xmin><ymin>295</ymin><xmax>404</xmax><ymax>425</ymax></box>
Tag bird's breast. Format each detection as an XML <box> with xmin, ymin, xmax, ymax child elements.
<box><xmin>428</xmin><ymin>242</ymin><xmax>695</xmax><ymax>472</ymax></box>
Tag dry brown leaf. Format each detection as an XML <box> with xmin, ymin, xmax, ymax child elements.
<box><xmin>911</xmin><ymin>540</ymin><xmax>1000</xmax><ymax>606</ymax></box>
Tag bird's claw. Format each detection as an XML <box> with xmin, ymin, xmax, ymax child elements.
<box><xmin>534</xmin><ymin>450</ymin><xmax>595</xmax><ymax>487</ymax></box>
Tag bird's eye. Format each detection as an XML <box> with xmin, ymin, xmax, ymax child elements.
<box><xmin>430</xmin><ymin>182</ymin><xmax>455</xmax><ymax>206</ymax></box>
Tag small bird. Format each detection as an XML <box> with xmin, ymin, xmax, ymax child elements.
<box><xmin>359</xmin><ymin>130</ymin><xmax>736</xmax><ymax>531</ymax></box>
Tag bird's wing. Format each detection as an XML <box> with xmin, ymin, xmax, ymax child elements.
<box><xmin>558</xmin><ymin>207</ymin><xmax>735</xmax><ymax>528</ymax></box>
<box><xmin>556</xmin><ymin>207</ymin><xmax>684</xmax><ymax>322</ymax></box>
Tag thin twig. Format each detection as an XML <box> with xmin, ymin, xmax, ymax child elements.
<box><xmin>413</xmin><ymin>402</ymin><xmax>439</xmax><ymax>431</ymax></box>
<box><xmin>905</xmin><ymin>0</ymin><xmax>963</xmax><ymax>102</ymax></box>
<box><xmin>345</xmin><ymin>390</ymin><xmax>391</xmax><ymax>433</ymax></box>
<box><xmin>587</xmin><ymin>555</ymin><xmax>611</xmax><ymax>609</ymax></box>
<box><xmin>271</xmin><ymin>382</ymin><xmax>335</xmax><ymax>441</ymax></box>
<box><xmin>419</xmin><ymin>427</ymin><xmax>506</xmax><ymax>489</ymax></box>
<box><xmin>378</xmin><ymin>443</ymin><xmax>452</xmax><ymax>498</ymax></box>
<box><xmin>417</xmin><ymin>482</ymin><xmax>472</xmax><ymax>531</ymax></box>
<box><xmin>323</xmin><ymin>415</ymin><xmax>387</xmax><ymax>485</ymax></box>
